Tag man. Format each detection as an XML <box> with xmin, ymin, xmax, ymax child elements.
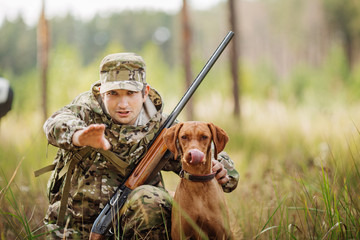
<box><xmin>42</xmin><ymin>53</ymin><xmax>239</xmax><ymax>239</ymax></box>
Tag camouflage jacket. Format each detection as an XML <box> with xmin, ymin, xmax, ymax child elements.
<box><xmin>43</xmin><ymin>81</ymin><xmax>239</xmax><ymax>225</ymax></box>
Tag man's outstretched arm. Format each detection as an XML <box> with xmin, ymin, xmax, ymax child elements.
<box><xmin>72</xmin><ymin>124</ymin><xmax>111</xmax><ymax>150</ymax></box>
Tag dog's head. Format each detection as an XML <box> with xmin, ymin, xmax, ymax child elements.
<box><xmin>163</xmin><ymin>121</ymin><xmax>229</xmax><ymax>165</ymax></box>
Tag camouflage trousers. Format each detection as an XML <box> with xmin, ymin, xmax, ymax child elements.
<box><xmin>45</xmin><ymin>185</ymin><xmax>172</xmax><ymax>240</ymax></box>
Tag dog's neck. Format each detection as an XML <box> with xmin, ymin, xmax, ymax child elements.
<box><xmin>181</xmin><ymin>154</ymin><xmax>214</xmax><ymax>182</ymax></box>
<box><xmin>179</xmin><ymin>169</ymin><xmax>216</xmax><ymax>182</ymax></box>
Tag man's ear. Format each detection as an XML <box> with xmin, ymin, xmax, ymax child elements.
<box><xmin>207</xmin><ymin>123</ymin><xmax>229</xmax><ymax>159</ymax></box>
<box><xmin>143</xmin><ymin>85</ymin><xmax>150</xmax><ymax>102</ymax></box>
<box><xmin>163</xmin><ymin>123</ymin><xmax>184</xmax><ymax>159</ymax></box>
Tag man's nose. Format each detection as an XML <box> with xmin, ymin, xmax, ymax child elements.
<box><xmin>117</xmin><ymin>96</ymin><xmax>129</xmax><ymax>108</ymax></box>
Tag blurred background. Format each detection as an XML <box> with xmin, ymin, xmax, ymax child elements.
<box><xmin>1</xmin><ymin>0</ymin><xmax>360</xmax><ymax>239</ymax></box>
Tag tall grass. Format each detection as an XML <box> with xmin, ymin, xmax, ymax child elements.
<box><xmin>200</xmin><ymin>98</ymin><xmax>360</xmax><ymax>240</ymax></box>
<box><xmin>2</xmin><ymin>93</ymin><xmax>360</xmax><ymax>239</ymax></box>
<box><xmin>0</xmin><ymin>161</ymin><xmax>49</xmax><ymax>239</ymax></box>
<box><xmin>0</xmin><ymin>112</ymin><xmax>51</xmax><ymax>239</ymax></box>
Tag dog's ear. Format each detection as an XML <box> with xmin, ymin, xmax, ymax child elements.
<box><xmin>207</xmin><ymin>123</ymin><xmax>229</xmax><ymax>159</ymax></box>
<box><xmin>163</xmin><ymin>123</ymin><xmax>184</xmax><ymax>159</ymax></box>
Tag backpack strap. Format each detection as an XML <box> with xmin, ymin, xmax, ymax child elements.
<box><xmin>36</xmin><ymin>146</ymin><xmax>131</xmax><ymax>226</ymax></box>
<box><xmin>97</xmin><ymin>149</ymin><xmax>129</xmax><ymax>176</ymax></box>
<box><xmin>56</xmin><ymin>147</ymin><xmax>130</xmax><ymax>226</ymax></box>
<box><xmin>57</xmin><ymin>146</ymin><xmax>91</xmax><ymax>226</ymax></box>
<box><xmin>34</xmin><ymin>164</ymin><xmax>56</xmax><ymax>177</ymax></box>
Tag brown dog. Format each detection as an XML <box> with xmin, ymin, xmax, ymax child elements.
<box><xmin>163</xmin><ymin>121</ymin><xmax>232</xmax><ymax>240</ymax></box>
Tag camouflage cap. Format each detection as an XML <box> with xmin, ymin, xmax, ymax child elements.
<box><xmin>99</xmin><ymin>53</ymin><xmax>146</xmax><ymax>94</ymax></box>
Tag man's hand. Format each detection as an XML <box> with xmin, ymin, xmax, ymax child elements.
<box><xmin>72</xmin><ymin>124</ymin><xmax>111</xmax><ymax>150</ymax></box>
<box><xmin>212</xmin><ymin>159</ymin><xmax>229</xmax><ymax>185</ymax></box>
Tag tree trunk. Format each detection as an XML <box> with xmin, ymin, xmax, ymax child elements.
<box><xmin>37</xmin><ymin>0</ymin><xmax>50</xmax><ymax>123</ymax></box>
<box><xmin>181</xmin><ymin>0</ymin><xmax>194</xmax><ymax>120</ymax></box>
<box><xmin>228</xmin><ymin>0</ymin><xmax>241</xmax><ymax>118</ymax></box>
<box><xmin>343</xmin><ymin>32</ymin><xmax>355</xmax><ymax>71</ymax></box>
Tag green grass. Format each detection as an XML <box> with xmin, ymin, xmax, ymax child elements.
<box><xmin>0</xmin><ymin>160</ymin><xmax>49</xmax><ymax>239</ymax></box>
<box><xmin>217</xmin><ymin>99</ymin><xmax>360</xmax><ymax>239</ymax></box>
<box><xmin>1</xmin><ymin>96</ymin><xmax>360</xmax><ymax>239</ymax></box>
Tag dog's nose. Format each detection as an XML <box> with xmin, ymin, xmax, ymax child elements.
<box><xmin>186</xmin><ymin>149</ymin><xmax>205</xmax><ymax>164</ymax></box>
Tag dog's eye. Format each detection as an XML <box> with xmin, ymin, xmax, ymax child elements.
<box><xmin>181</xmin><ymin>135</ymin><xmax>188</xmax><ymax>140</ymax></box>
<box><xmin>201</xmin><ymin>135</ymin><xmax>209</xmax><ymax>140</ymax></box>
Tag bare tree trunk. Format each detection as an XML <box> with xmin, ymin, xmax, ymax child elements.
<box><xmin>343</xmin><ymin>33</ymin><xmax>355</xmax><ymax>71</ymax></box>
<box><xmin>181</xmin><ymin>0</ymin><xmax>194</xmax><ymax>120</ymax></box>
<box><xmin>228</xmin><ymin>0</ymin><xmax>240</xmax><ymax>118</ymax></box>
<box><xmin>37</xmin><ymin>0</ymin><xmax>50</xmax><ymax>123</ymax></box>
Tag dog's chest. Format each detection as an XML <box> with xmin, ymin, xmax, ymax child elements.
<box><xmin>175</xmin><ymin>179</ymin><xmax>225</xmax><ymax>209</ymax></box>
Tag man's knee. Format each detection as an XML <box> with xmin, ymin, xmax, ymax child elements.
<box><xmin>120</xmin><ymin>185</ymin><xmax>172</xmax><ymax>238</ymax></box>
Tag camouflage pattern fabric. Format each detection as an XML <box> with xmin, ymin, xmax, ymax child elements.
<box><xmin>44</xmin><ymin>81</ymin><xmax>168</xmax><ymax>239</ymax></box>
<box><xmin>118</xmin><ymin>185</ymin><xmax>172</xmax><ymax>240</ymax></box>
<box><xmin>43</xmin><ymin>80</ymin><xmax>239</xmax><ymax>239</ymax></box>
<box><xmin>45</xmin><ymin>185</ymin><xmax>172</xmax><ymax>240</ymax></box>
<box><xmin>217</xmin><ymin>152</ymin><xmax>239</xmax><ymax>193</ymax></box>
<box><xmin>99</xmin><ymin>53</ymin><xmax>146</xmax><ymax>93</ymax></box>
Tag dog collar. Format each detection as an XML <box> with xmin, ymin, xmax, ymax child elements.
<box><xmin>179</xmin><ymin>169</ymin><xmax>216</xmax><ymax>182</ymax></box>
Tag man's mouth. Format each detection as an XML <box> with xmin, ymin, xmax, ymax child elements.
<box><xmin>116</xmin><ymin>110</ymin><xmax>130</xmax><ymax>117</ymax></box>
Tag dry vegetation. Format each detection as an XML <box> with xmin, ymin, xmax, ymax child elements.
<box><xmin>1</xmin><ymin>95</ymin><xmax>360</xmax><ymax>239</ymax></box>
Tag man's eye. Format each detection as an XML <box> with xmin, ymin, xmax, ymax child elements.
<box><xmin>128</xmin><ymin>91</ymin><xmax>135</xmax><ymax>95</ymax></box>
<box><xmin>108</xmin><ymin>91</ymin><xmax>117</xmax><ymax>95</ymax></box>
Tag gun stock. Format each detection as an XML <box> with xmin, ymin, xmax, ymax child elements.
<box><xmin>124</xmin><ymin>130</ymin><xmax>168</xmax><ymax>189</ymax></box>
<box><xmin>90</xmin><ymin>31</ymin><xmax>234</xmax><ymax>239</ymax></box>
<box><xmin>88</xmin><ymin>232</ymin><xmax>105</xmax><ymax>240</ymax></box>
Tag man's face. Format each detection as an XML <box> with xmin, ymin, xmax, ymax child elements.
<box><xmin>102</xmin><ymin>86</ymin><xmax>149</xmax><ymax>125</ymax></box>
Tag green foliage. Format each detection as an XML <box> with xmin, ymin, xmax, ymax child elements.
<box><xmin>233</xmin><ymin>43</ymin><xmax>355</xmax><ymax>108</ymax></box>
<box><xmin>9</xmin><ymin>69</ymin><xmax>40</xmax><ymax>116</ymax></box>
<box><xmin>0</xmin><ymin>17</ymin><xmax>37</xmax><ymax>75</ymax></box>
<box><xmin>142</xmin><ymin>43</ymin><xmax>173</xmax><ymax>94</ymax></box>
<box><xmin>245</xmin><ymin>60</ymin><xmax>280</xmax><ymax>99</ymax></box>
<box><xmin>49</xmin><ymin>10</ymin><xmax>175</xmax><ymax>66</ymax></box>
<box><xmin>346</xmin><ymin>63</ymin><xmax>360</xmax><ymax>101</ymax></box>
<box><xmin>323</xmin><ymin>0</ymin><xmax>360</xmax><ymax>38</ymax></box>
<box><xmin>47</xmin><ymin>44</ymin><xmax>89</xmax><ymax>110</ymax></box>
<box><xmin>0</xmin><ymin>11</ymin><xmax>175</xmax><ymax>76</ymax></box>
<box><xmin>322</xmin><ymin>0</ymin><xmax>360</xmax><ymax>68</ymax></box>
<box><xmin>284</xmin><ymin>44</ymin><xmax>350</xmax><ymax>107</ymax></box>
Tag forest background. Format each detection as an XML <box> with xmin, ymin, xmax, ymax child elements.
<box><xmin>1</xmin><ymin>0</ymin><xmax>360</xmax><ymax>239</ymax></box>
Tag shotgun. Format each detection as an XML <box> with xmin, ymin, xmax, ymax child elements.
<box><xmin>89</xmin><ymin>31</ymin><xmax>234</xmax><ymax>239</ymax></box>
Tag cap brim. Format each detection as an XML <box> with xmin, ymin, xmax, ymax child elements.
<box><xmin>100</xmin><ymin>81</ymin><xmax>143</xmax><ymax>94</ymax></box>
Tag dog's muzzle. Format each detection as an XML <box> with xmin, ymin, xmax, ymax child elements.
<box><xmin>185</xmin><ymin>149</ymin><xmax>205</xmax><ymax>164</ymax></box>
